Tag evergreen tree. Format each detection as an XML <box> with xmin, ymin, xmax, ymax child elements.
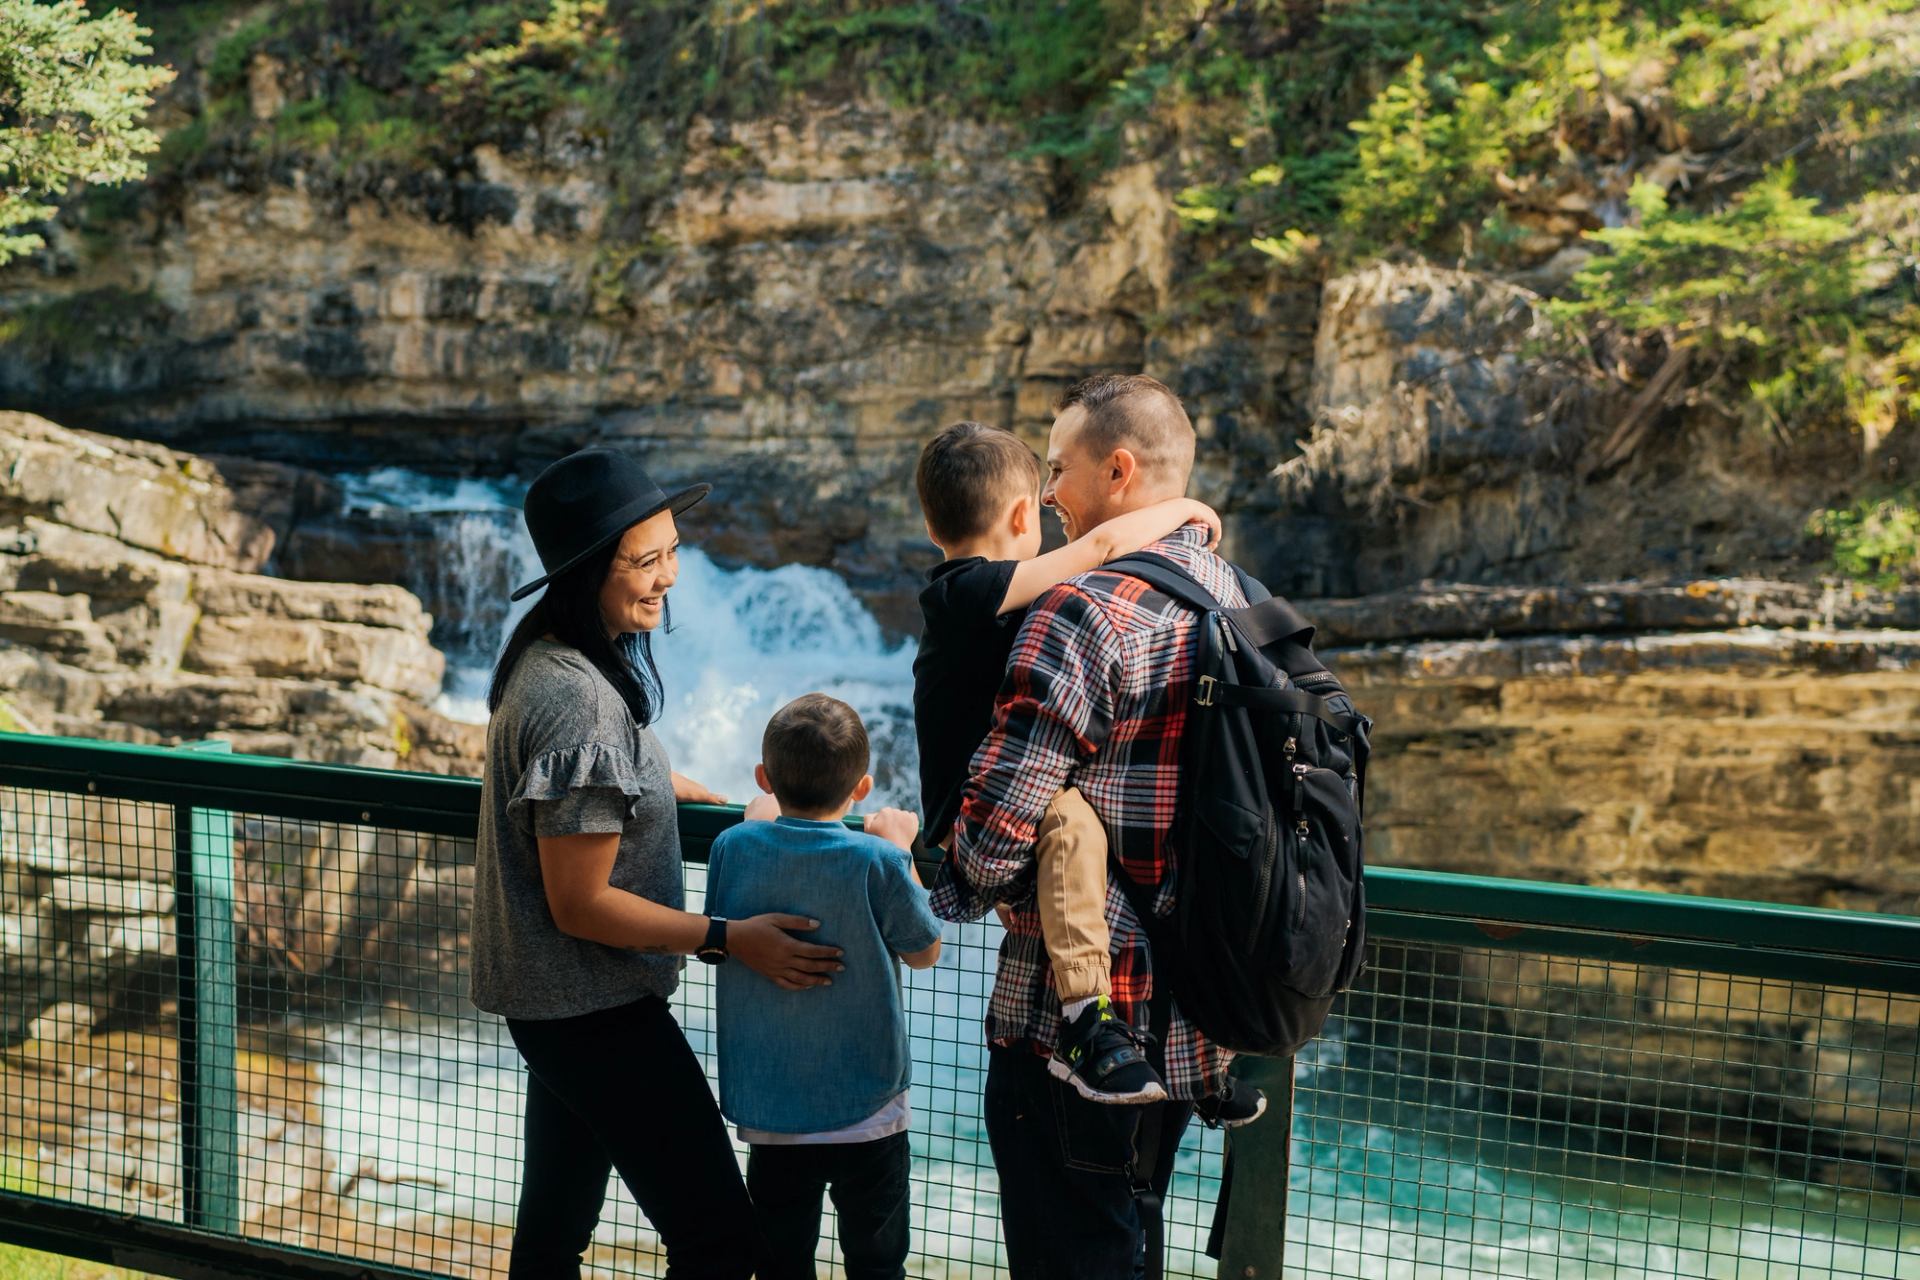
<box><xmin>0</xmin><ymin>1</ymin><xmax>171</xmax><ymax>262</ymax></box>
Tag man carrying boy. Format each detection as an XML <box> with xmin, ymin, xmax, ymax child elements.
<box><xmin>912</xmin><ymin>421</ymin><xmax>1223</xmax><ymax>1106</ymax></box>
<box><xmin>706</xmin><ymin>693</ymin><xmax>939</xmax><ymax>1280</ymax></box>
<box><xmin>929</xmin><ymin>375</ymin><xmax>1247</xmax><ymax>1279</ymax></box>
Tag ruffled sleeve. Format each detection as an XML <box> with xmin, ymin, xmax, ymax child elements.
<box><xmin>507</xmin><ymin>741</ymin><xmax>648</xmax><ymax>833</ymax></box>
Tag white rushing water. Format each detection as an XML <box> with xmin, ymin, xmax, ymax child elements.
<box><xmin>338</xmin><ymin>468</ymin><xmax>921</xmax><ymax>807</ymax></box>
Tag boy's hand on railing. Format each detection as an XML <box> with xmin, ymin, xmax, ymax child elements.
<box><xmin>731</xmin><ymin>914</ymin><xmax>844</xmax><ymax>990</ymax></box>
<box><xmin>743</xmin><ymin>793</ymin><xmax>781</xmax><ymax>823</ymax></box>
<box><xmin>865</xmin><ymin>807</ymin><xmax>920</xmax><ymax>853</ymax></box>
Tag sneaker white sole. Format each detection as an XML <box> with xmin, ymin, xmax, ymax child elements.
<box><xmin>1047</xmin><ymin>1055</ymin><xmax>1170</xmax><ymax>1104</ymax></box>
<box><xmin>1208</xmin><ymin>1092</ymin><xmax>1269</xmax><ymax>1129</ymax></box>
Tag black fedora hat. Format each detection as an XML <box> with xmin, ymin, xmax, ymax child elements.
<box><xmin>511</xmin><ymin>448</ymin><xmax>710</xmax><ymax>601</ymax></box>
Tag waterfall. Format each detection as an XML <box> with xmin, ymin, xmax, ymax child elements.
<box><xmin>338</xmin><ymin>469</ymin><xmax>542</xmax><ymax>721</ymax></box>
<box><xmin>335</xmin><ymin>469</ymin><xmax>920</xmax><ymax>807</ymax></box>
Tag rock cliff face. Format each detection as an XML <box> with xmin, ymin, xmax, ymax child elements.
<box><xmin>0</xmin><ymin>413</ymin><xmax>478</xmax><ymax>771</ymax></box>
<box><xmin>0</xmin><ymin>100</ymin><xmax>1307</xmax><ymax>625</ymax></box>
<box><xmin>0</xmin><ymin>74</ymin><xmax>1888</xmax><ymax>616</ymax></box>
<box><xmin>0</xmin><ymin>412</ymin><xmax>481</xmax><ymax>1104</ymax></box>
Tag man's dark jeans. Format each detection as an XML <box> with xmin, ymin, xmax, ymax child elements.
<box><xmin>983</xmin><ymin>1046</ymin><xmax>1194</xmax><ymax>1280</ymax></box>
<box><xmin>505</xmin><ymin>996</ymin><xmax>758</xmax><ymax>1280</ymax></box>
<box><xmin>746</xmin><ymin>1130</ymin><xmax>911</xmax><ymax>1280</ymax></box>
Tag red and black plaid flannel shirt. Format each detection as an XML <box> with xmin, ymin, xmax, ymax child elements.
<box><xmin>929</xmin><ymin>524</ymin><xmax>1241</xmax><ymax>1099</ymax></box>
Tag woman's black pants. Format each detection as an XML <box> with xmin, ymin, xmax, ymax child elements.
<box><xmin>504</xmin><ymin>995</ymin><xmax>758</xmax><ymax>1280</ymax></box>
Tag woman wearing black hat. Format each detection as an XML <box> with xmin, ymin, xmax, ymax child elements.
<box><xmin>471</xmin><ymin>448</ymin><xmax>842</xmax><ymax>1279</ymax></box>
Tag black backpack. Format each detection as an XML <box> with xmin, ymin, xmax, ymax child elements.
<box><xmin>1106</xmin><ymin>553</ymin><xmax>1372</xmax><ymax>1057</ymax></box>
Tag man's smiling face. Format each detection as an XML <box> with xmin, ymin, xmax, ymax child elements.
<box><xmin>1042</xmin><ymin>405</ymin><xmax>1109</xmax><ymax>543</ymax></box>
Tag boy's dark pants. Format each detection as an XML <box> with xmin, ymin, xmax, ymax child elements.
<box><xmin>747</xmin><ymin>1130</ymin><xmax>912</xmax><ymax>1280</ymax></box>
<box><xmin>983</xmin><ymin>1046</ymin><xmax>1194</xmax><ymax>1280</ymax></box>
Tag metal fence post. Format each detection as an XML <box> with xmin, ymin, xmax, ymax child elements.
<box><xmin>171</xmin><ymin>741</ymin><xmax>239</xmax><ymax>1234</ymax></box>
<box><xmin>1217</xmin><ymin>1054</ymin><xmax>1294</xmax><ymax>1279</ymax></box>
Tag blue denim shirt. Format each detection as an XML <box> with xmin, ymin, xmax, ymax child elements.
<box><xmin>709</xmin><ymin>816</ymin><xmax>943</xmax><ymax>1134</ymax></box>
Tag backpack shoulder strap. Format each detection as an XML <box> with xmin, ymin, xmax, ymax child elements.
<box><xmin>1102</xmin><ymin>551</ymin><xmax>1224</xmax><ymax>615</ymax></box>
<box><xmin>1109</xmin><ymin>553</ymin><xmax>1361</xmax><ymax>736</ymax></box>
<box><xmin>1109</xmin><ymin>552</ymin><xmax>1317</xmax><ymax>651</ymax></box>
<box><xmin>1232</xmin><ymin>563</ymin><xmax>1273</xmax><ymax>604</ymax></box>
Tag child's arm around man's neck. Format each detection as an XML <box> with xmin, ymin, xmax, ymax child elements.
<box><xmin>935</xmin><ymin>494</ymin><xmax>1222</xmax><ymax>619</ymax></box>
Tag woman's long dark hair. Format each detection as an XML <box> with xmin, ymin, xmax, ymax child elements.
<box><xmin>487</xmin><ymin>537</ymin><xmax>667</xmax><ymax>727</ymax></box>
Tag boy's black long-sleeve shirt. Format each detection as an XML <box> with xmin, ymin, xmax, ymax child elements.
<box><xmin>911</xmin><ymin>555</ymin><xmax>1021</xmax><ymax>847</ymax></box>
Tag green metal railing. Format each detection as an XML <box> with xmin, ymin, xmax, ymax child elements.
<box><xmin>1</xmin><ymin>732</ymin><xmax>1916</xmax><ymax>1279</ymax></box>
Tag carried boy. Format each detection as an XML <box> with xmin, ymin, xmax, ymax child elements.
<box><xmin>911</xmin><ymin>421</ymin><xmax>1263</xmax><ymax>1125</ymax></box>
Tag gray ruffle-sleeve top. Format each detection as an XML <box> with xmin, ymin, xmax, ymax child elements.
<box><xmin>470</xmin><ymin>639</ymin><xmax>685</xmax><ymax>1019</ymax></box>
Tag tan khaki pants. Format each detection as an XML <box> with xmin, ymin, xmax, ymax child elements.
<box><xmin>1034</xmin><ymin>786</ymin><xmax>1112</xmax><ymax>1004</ymax></box>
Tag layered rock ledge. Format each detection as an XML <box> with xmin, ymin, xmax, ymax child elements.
<box><xmin>0</xmin><ymin>411</ymin><xmax>477</xmax><ymax>770</ymax></box>
<box><xmin>1333</xmin><ymin>623</ymin><xmax>1920</xmax><ymax>913</ymax></box>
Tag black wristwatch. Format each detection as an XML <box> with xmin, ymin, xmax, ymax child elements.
<box><xmin>695</xmin><ymin>916</ymin><xmax>729</xmax><ymax>965</ymax></box>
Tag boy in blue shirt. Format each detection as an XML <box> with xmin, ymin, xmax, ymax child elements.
<box><xmin>707</xmin><ymin>692</ymin><xmax>941</xmax><ymax>1280</ymax></box>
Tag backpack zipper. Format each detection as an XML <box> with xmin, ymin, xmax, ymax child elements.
<box><xmin>1254</xmin><ymin>805</ymin><xmax>1276</xmax><ymax>951</ymax></box>
<box><xmin>1219</xmin><ymin>616</ymin><xmax>1238</xmax><ymax>653</ymax></box>
<box><xmin>1292</xmin><ymin>764</ymin><xmax>1312</xmax><ymax>932</ymax></box>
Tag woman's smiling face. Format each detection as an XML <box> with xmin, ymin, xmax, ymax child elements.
<box><xmin>599</xmin><ymin>510</ymin><xmax>680</xmax><ymax>636</ymax></box>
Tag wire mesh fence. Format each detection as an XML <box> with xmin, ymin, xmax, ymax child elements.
<box><xmin>2</xmin><ymin>750</ymin><xmax>1918</xmax><ymax>1279</ymax></box>
<box><xmin>0</xmin><ymin>780</ymin><xmax>1228</xmax><ymax>1278</ymax></box>
<box><xmin>1290</xmin><ymin>943</ymin><xmax>1920</xmax><ymax>1279</ymax></box>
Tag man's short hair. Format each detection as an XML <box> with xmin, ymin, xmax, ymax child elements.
<box><xmin>762</xmin><ymin>693</ymin><xmax>871</xmax><ymax>814</ymax></box>
<box><xmin>915</xmin><ymin>421</ymin><xmax>1045</xmax><ymax>546</ymax></box>
<box><xmin>1055</xmin><ymin>374</ymin><xmax>1196</xmax><ymax>489</ymax></box>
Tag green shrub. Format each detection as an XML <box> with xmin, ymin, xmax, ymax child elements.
<box><xmin>0</xmin><ymin>288</ymin><xmax>174</xmax><ymax>354</ymax></box>
<box><xmin>1551</xmin><ymin>166</ymin><xmax>1920</xmax><ymax>444</ymax></box>
<box><xmin>1338</xmin><ymin>59</ymin><xmax>1513</xmax><ymax>252</ymax></box>
<box><xmin>433</xmin><ymin>0</ymin><xmax>621</xmax><ymax>125</ymax></box>
<box><xmin>270</xmin><ymin>95</ymin><xmax>340</xmax><ymax>152</ymax></box>
<box><xmin>1808</xmin><ymin>487</ymin><xmax>1920</xmax><ymax>587</ymax></box>
<box><xmin>205</xmin><ymin>16</ymin><xmax>276</xmax><ymax>93</ymax></box>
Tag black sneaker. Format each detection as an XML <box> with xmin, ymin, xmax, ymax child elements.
<box><xmin>1193</xmin><ymin>1078</ymin><xmax>1268</xmax><ymax>1129</ymax></box>
<box><xmin>1048</xmin><ymin>997</ymin><xmax>1169</xmax><ymax>1104</ymax></box>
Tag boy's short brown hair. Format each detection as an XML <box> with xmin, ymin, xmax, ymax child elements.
<box><xmin>761</xmin><ymin>693</ymin><xmax>871</xmax><ymax>814</ymax></box>
<box><xmin>915</xmin><ymin>421</ymin><xmax>1045</xmax><ymax>547</ymax></box>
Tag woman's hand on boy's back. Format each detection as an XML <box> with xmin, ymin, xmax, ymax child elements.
<box><xmin>730</xmin><ymin>914</ymin><xmax>844</xmax><ymax>990</ymax></box>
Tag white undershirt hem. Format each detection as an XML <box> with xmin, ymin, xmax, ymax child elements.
<box><xmin>736</xmin><ymin>1090</ymin><xmax>911</xmax><ymax>1146</ymax></box>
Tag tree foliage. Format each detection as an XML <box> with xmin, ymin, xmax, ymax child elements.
<box><xmin>0</xmin><ymin>0</ymin><xmax>172</xmax><ymax>262</ymax></box>
<box><xmin>1549</xmin><ymin>167</ymin><xmax>1920</xmax><ymax>446</ymax></box>
<box><xmin>1808</xmin><ymin>486</ymin><xmax>1920</xmax><ymax>587</ymax></box>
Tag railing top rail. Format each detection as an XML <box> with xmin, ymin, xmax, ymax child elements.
<box><xmin>1368</xmin><ymin>864</ymin><xmax>1920</xmax><ymax>961</ymax></box>
<box><xmin>0</xmin><ymin>731</ymin><xmax>481</xmax><ymax>836</ymax></box>
<box><xmin>1367</xmin><ymin>865</ymin><xmax>1920</xmax><ymax>993</ymax></box>
<box><xmin>4</xmin><ymin>731</ymin><xmax>1916</xmax><ymax>989</ymax></box>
